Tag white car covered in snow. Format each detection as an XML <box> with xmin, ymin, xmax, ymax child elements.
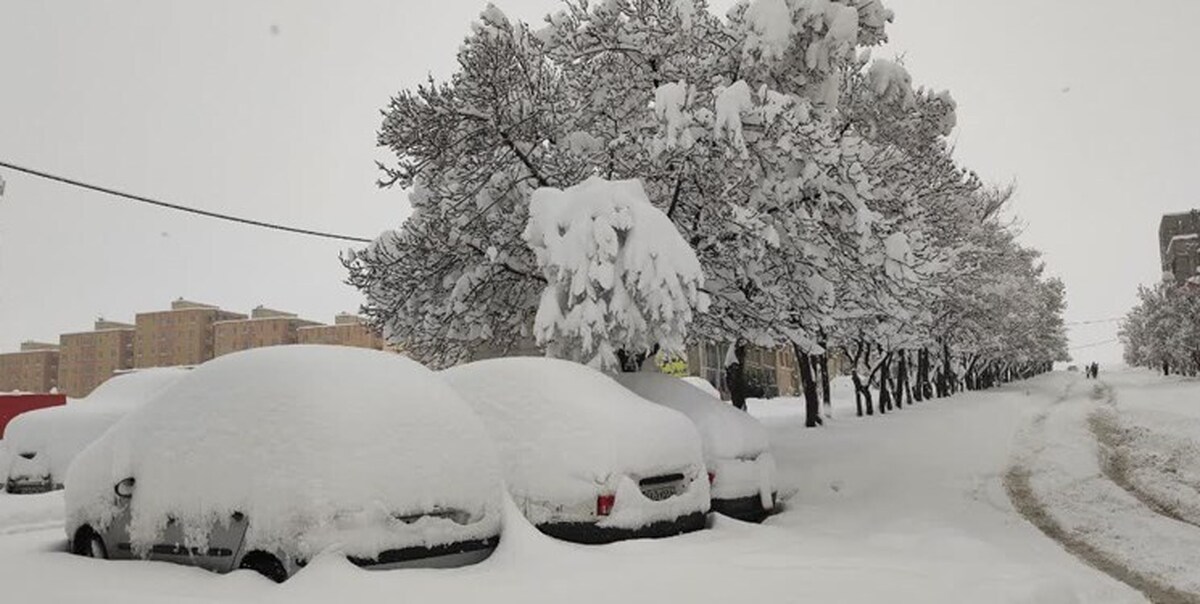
<box><xmin>441</xmin><ymin>357</ymin><xmax>709</xmax><ymax>544</ymax></box>
<box><xmin>65</xmin><ymin>345</ymin><xmax>503</xmax><ymax>582</ymax></box>
<box><xmin>616</xmin><ymin>372</ymin><xmax>778</xmax><ymax>522</ymax></box>
<box><xmin>4</xmin><ymin>368</ymin><xmax>189</xmax><ymax>494</ymax></box>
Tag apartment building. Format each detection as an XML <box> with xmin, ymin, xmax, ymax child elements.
<box><xmin>214</xmin><ymin>306</ymin><xmax>322</xmax><ymax>357</ymax></box>
<box><xmin>297</xmin><ymin>313</ymin><xmax>384</xmax><ymax>350</ymax></box>
<box><xmin>1159</xmin><ymin>210</ymin><xmax>1200</xmax><ymax>284</ymax></box>
<box><xmin>58</xmin><ymin>319</ymin><xmax>136</xmax><ymax>398</ymax></box>
<box><xmin>686</xmin><ymin>343</ymin><xmax>801</xmax><ymax>398</ymax></box>
<box><xmin>0</xmin><ymin>341</ymin><xmax>60</xmax><ymax>394</ymax></box>
<box><xmin>134</xmin><ymin>299</ymin><xmax>246</xmax><ymax>368</ymax></box>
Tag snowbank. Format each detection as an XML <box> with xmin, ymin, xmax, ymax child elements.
<box><xmin>65</xmin><ymin>345</ymin><xmax>502</xmax><ymax>560</ymax></box>
<box><xmin>441</xmin><ymin>357</ymin><xmax>708</xmax><ymax>528</ymax></box>
<box><xmin>4</xmin><ymin>368</ymin><xmax>189</xmax><ymax>485</ymax></box>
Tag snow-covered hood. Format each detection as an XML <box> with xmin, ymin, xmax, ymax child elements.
<box><xmin>3</xmin><ymin>368</ymin><xmax>189</xmax><ymax>482</ymax></box>
<box><xmin>441</xmin><ymin>357</ymin><xmax>706</xmax><ymax>505</ymax></box>
<box><xmin>65</xmin><ymin>345</ymin><xmax>503</xmax><ymax>558</ymax></box>
<box><xmin>615</xmin><ymin>372</ymin><xmax>770</xmax><ymax>464</ymax></box>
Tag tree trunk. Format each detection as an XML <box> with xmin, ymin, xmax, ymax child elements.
<box><xmin>818</xmin><ymin>350</ymin><xmax>832</xmax><ymax>418</ymax></box>
<box><xmin>726</xmin><ymin>342</ymin><xmax>748</xmax><ymax>411</ymax></box>
<box><xmin>796</xmin><ymin>344</ymin><xmax>822</xmax><ymax>428</ymax></box>
<box><xmin>878</xmin><ymin>352</ymin><xmax>893</xmax><ymax>413</ymax></box>
<box><xmin>895</xmin><ymin>350</ymin><xmax>909</xmax><ymax>407</ymax></box>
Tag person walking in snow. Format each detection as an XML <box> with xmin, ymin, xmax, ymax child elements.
<box><xmin>1091</xmin><ymin>362</ymin><xmax>1099</xmax><ymax>379</ymax></box>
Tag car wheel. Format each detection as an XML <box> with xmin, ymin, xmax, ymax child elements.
<box><xmin>238</xmin><ymin>551</ymin><xmax>287</xmax><ymax>583</ymax></box>
<box><xmin>72</xmin><ymin>526</ymin><xmax>107</xmax><ymax>559</ymax></box>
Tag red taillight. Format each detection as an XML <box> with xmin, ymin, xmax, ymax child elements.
<box><xmin>707</xmin><ymin>471</ymin><xmax>716</xmax><ymax>485</ymax></box>
<box><xmin>596</xmin><ymin>494</ymin><xmax>615</xmax><ymax>516</ymax></box>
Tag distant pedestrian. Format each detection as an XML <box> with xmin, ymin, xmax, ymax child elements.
<box><xmin>1091</xmin><ymin>362</ymin><xmax>1100</xmax><ymax>379</ymax></box>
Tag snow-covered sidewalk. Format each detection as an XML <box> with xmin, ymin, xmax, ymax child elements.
<box><xmin>0</xmin><ymin>372</ymin><xmax>1165</xmax><ymax>603</ymax></box>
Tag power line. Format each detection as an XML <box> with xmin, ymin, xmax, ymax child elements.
<box><xmin>1071</xmin><ymin>338</ymin><xmax>1118</xmax><ymax>351</ymax></box>
<box><xmin>0</xmin><ymin>160</ymin><xmax>372</xmax><ymax>244</ymax></box>
<box><xmin>1064</xmin><ymin>317</ymin><xmax>1123</xmax><ymax>326</ymax></box>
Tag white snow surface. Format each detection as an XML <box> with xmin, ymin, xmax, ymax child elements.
<box><xmin>64</xmin><ymin>345</ymin><xmax>502</xmax><ymax>559</ymax></box>
<box><xmin>3</xmin><ymin>368</ymin><xmax>189</xmax><ymax>484</ymax></box>
<box><xmin>682</xmin><ymin>375</ymin><xmax>721</xmax><ymax>399</ymax></box>
<box><xmin>2</xmin><ymin>370</ymin><xmax>1179</xmax><ymax>603</ymax></box>
<box><xmin>1010</xmin><ymin>370</ymin><xmax>1200</xmax><ymax>597</ymax></box>
<box><xmin>614</xmin><ymin>372</ymin><xmax>768</xmax><ymax>463</ymax></box>
<box><xmin>441</xmin><ymin>357</ymin><xmax>709</xmax><ymax>527</ymax></box>
<box><xmin>524</xmin><ymin>177</ymin><xmax>706</xmax><ymax>372</ymax></box>
<box><xmin>616</xmin><ymin>372</ymin><xmax>775</xmax><ymax>501</ymax></box>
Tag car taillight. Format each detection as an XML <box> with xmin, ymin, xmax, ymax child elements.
<box><xmin>707</xmin><ymin>471</ymin><xmax>716</xmax><ymax>485</ymax></box>
<box><xmin>596</xmin><ymin>494</ymin><xmax>615</xmax><ymax>516</ymax></box>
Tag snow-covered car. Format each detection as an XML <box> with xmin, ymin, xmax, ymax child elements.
<box><xmin>4</xmin><ymin>368</ymin><xmax>188</xmax><ymax>494</ymax></box>
<box><xmin>441</xmin><ymin>357</ymin><xmax>709</xmax><ymax>544</ymax></box>
<box><xmin>0</xmin><ymin>440</ymin><xmax>8</xmax><ymax>492</ymax></box>
<box><xmin>65</xmin><ymin>345</ymin><xmax>503</xmax><ymax>582</ymax></box>
<box><xmin>615</xmin><ymin>372</ymin><xmax>778</xmax><ymax>522</ymax></box>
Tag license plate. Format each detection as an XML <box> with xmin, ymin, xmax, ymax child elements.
<box><xmin>641</xmin><ymin>485</ymin><xmax>678</xmax><ymax>501</ymax></box>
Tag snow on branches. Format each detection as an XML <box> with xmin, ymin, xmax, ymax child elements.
<box><xmin>524</xmin><ymin>177</ymin><xmax>708</xmax><ymax>370</ymax></box>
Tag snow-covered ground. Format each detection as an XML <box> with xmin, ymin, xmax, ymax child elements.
<box><xmin>7</xmin><ymin>369</ymin><xmax>1200</xmax><ymax>602</ymax></box>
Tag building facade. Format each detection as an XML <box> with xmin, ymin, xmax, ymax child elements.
<box><xmin>685</xmin><ymin>343</ymin><xmax>801</xmax><ymax>399</ymax></box>
<box><xmin>1159</xmin><ymin>211</ymin><xmax>1200</xmax><ymax>284</ymax></box>
<box><xmin>297</xmin><ymin>313</ymin><xmax>383</xmax><ymax>350</ymax></box>
<box><xmin>57</xmin><ymin>320</ymin><xmax>136</xmax><ymax>398</ymax></box>
<box><xmin>134</xmin><ymin>299</ymin><xmax>246</xmax><ymax>369</ymax></box>
<box><xmin>0</xmin><ymin>342</ymin><xmax>61</xmax><ymax>394</ymax></box>
<box><xmin>214</xmin><ymin>306</ymin><xmax>322</xmax><ymax>357</ymax></box>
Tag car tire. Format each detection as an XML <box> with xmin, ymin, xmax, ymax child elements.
<box><xmin>72</xmin><ymin>526</ymin><xmax>107</xmax><ymax>559</ymax></box>
<box><xmin>238</xmin><ymin>551</ymin><xmax>288</xmax><ymax>583</ymax></box>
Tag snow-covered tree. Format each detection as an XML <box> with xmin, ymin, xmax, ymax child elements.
<box><xmin>524</xmin><ymin>176</ymin><xmax>708</xmax><ymax>371</ymax></box>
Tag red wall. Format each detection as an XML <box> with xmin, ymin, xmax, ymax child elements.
<box><xmin>0</xmin><ymin>394</ymin><xmax>67</xmax><ymax>438</ymax></box>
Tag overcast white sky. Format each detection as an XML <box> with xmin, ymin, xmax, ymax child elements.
<box><xmin>1</xmin><ymin>0</ymin><xmax>1197</xmax><ymax>364</ymax></box>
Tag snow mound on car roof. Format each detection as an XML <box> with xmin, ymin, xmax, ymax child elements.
<box><xmin>615</xmin><ymin>372</ymin><xmax>769</xmax><ymax>463</ymax></box>
<box><xmin>681</xmin><ymin>376</ymin><xmax>721</xmax><ymax>399</ymax></box>
<box><xmin>5</xmin><ymin>368</ymin><xmax>189</xmax><ymax>482</ymax></box>
<box><xmin>65</xmin><ymin>345</ymin><xmax>502</xmax><ymax>558</ymax></box>
<box><xmin>441</xmin><ymin>357</ymin><xmax>705</xmax><ymax>507</ymax></box>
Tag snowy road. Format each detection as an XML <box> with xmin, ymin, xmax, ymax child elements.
<box><xmin>3</xmin><ymin>370</ymin><xmax>1197</xmax><ymax>602</ymax></box>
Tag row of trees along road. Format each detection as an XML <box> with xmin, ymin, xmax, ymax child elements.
<box><xmin>1121</xmin><ymin>281</ymin><xmax>1200</xmax><ymax>376</ymax></box>
<box><xmin>345</xmin><ymin>0</ymin><xmax>1069</xmax><ymax>427</ymax></box>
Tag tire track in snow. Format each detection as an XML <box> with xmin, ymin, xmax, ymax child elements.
<box><xmin>1004</xmin><ymin>377</ymin><xmax>1200</xmax><ymax>604</ymax></box>
<box><xmin>1088</xmin><ymin>387</ymin><xmax>1200</xmax><ymax>530</ymax></box>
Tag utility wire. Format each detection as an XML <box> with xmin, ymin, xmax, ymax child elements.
<box><xmin>0</xmin><ymin>160</ymin><xmax>372</xmax><ymax>243</ymax></box>
<box><xmin>1070</xmin><ymin>338</ymin><xmax>1118</xmax><ymax>351</ymax></box>
<box><xmin>1065</xmin><ymin>317</ymin><xmax>1123</xmax><ymax>326</ymax></box>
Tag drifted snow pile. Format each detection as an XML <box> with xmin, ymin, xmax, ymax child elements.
<box><xmin>441</xmin><ymin>357</ymin><xmax>709</xmax><ymax>528</ymax></box>
<box><xmin>64</xmin><ymin>345</ymin><xmax>502</xmax><ymax>560</ymax></box>
<box><xmin>4</xmin><ymin>367</ymin><xmax>189</xmax><ymax>483</ymax></box>
<box><xmin>524</xmin><ymin>177</ymin><xmax>707</xmax><ymax>372</ymax></box>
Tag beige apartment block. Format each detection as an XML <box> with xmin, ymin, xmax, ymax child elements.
<box><xmin>297</xmin><ymin>313</ymin><xmax>383</xmax><ymax>350</ymax></box>
<box><xmin>134</xmin><ymin>299</ymin><xmax>246</xmax><ymax>369</ymax></box>
<box><xmin>57</xmin><ymin>319</ymin><xmax>136</xmax><ymax>398</ymax></box>
<box><xmin>213</xmin><ymin>306</ymin><xmax>322</xmax><ymax>357</ymax></box>
<box><xmin>0</xmin><ymin>341</ymin><xmax>61</xmax><ymax>393</ymax></box>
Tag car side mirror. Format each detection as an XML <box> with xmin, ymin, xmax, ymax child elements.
<box><xmin>114</xmin><ymin>477</ymin><xmax>135</xmax><ymax>499</ymax></box>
